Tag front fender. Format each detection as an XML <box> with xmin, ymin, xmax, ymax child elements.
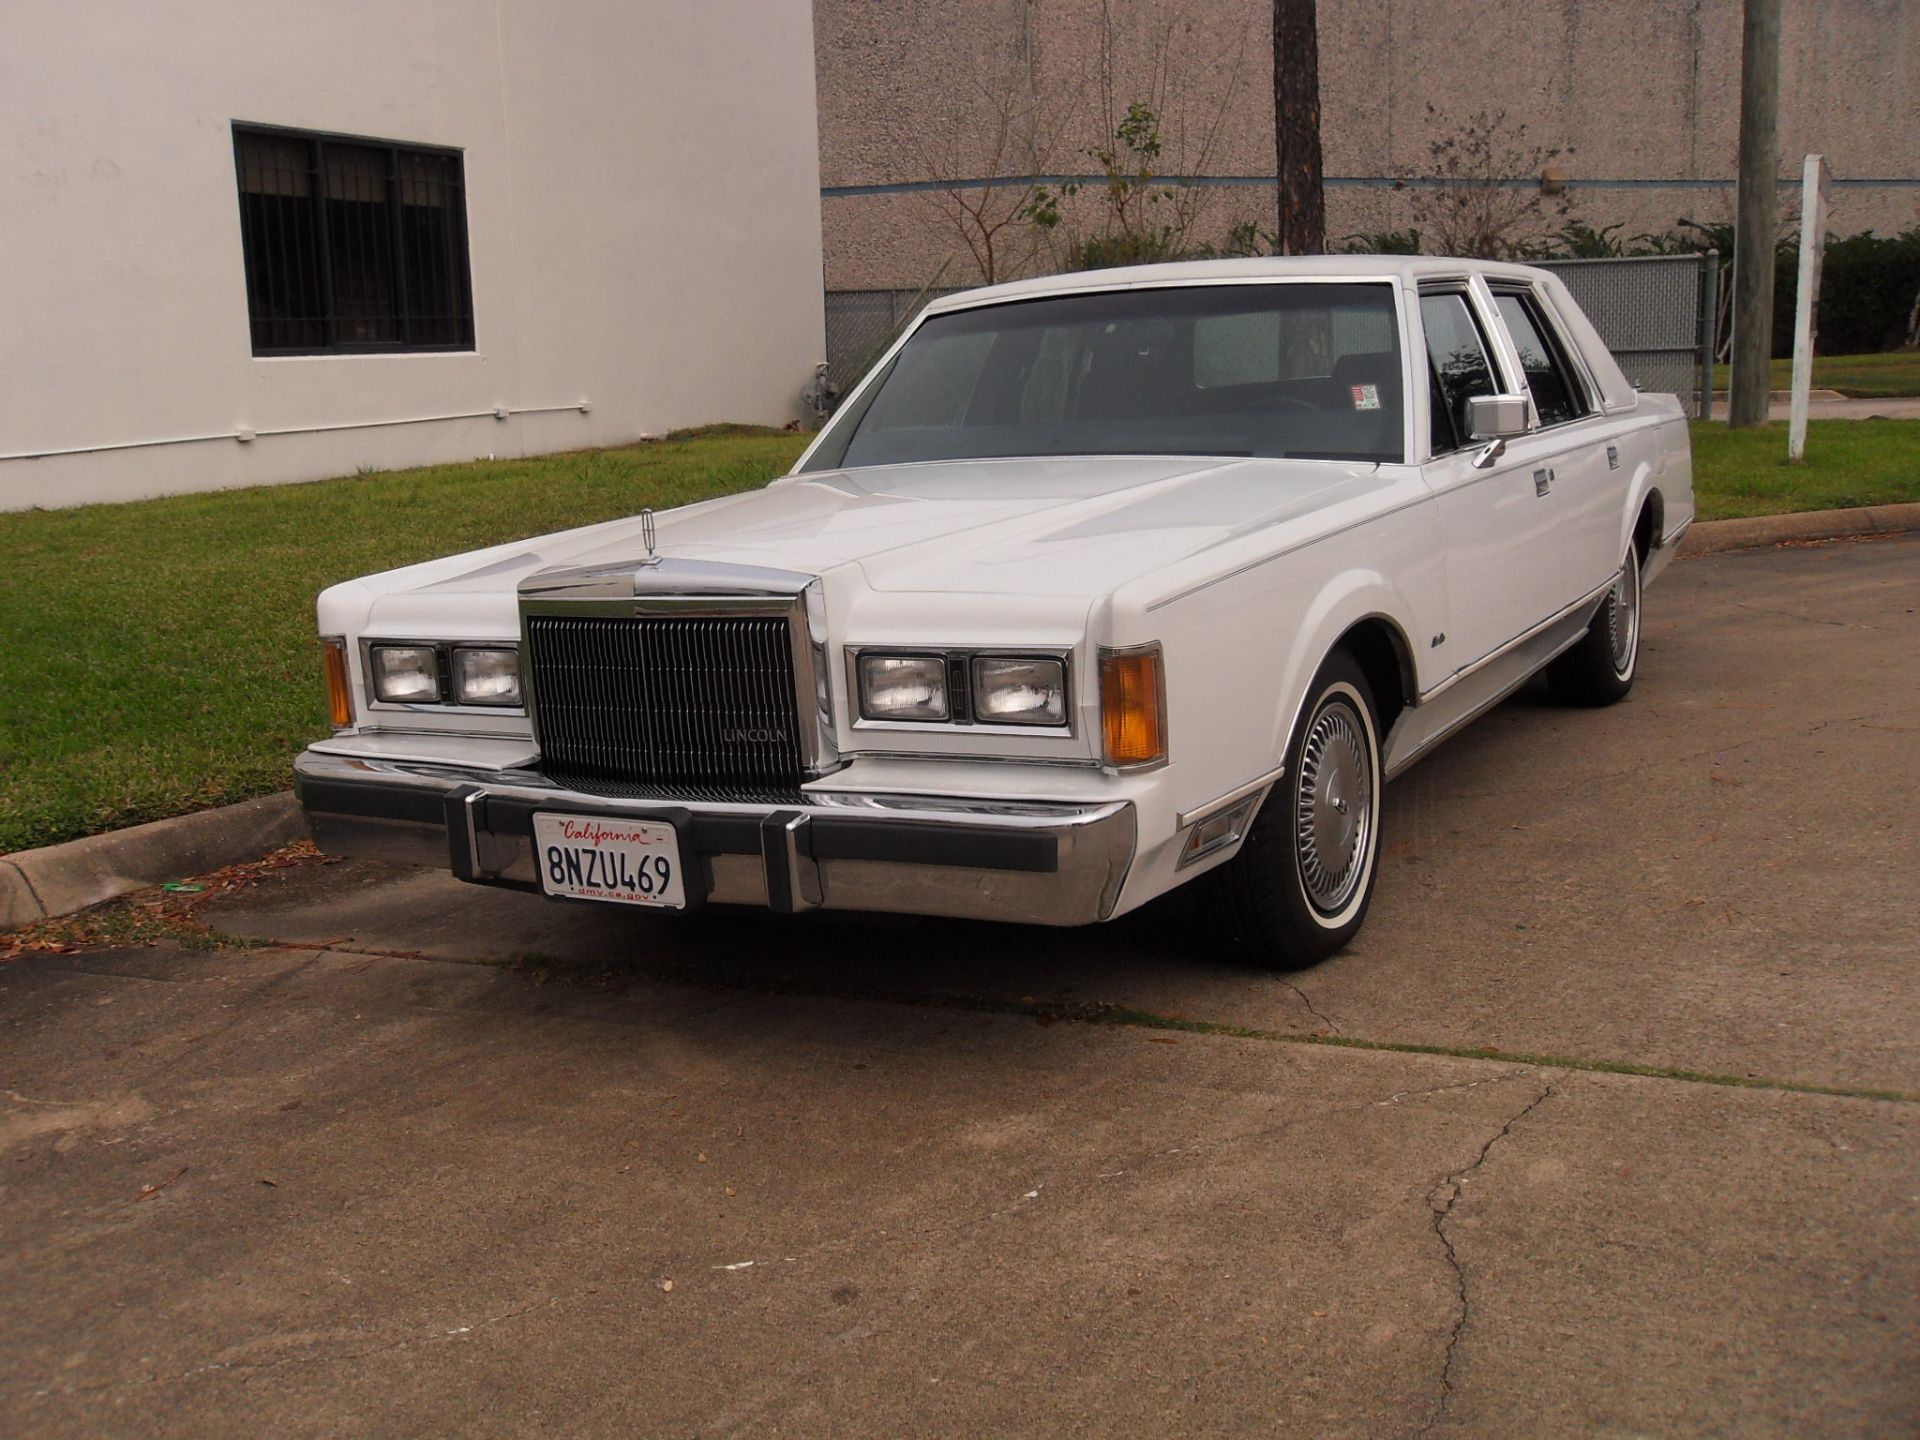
<box><xmin>1267</xmin><ymin>577</ymin><xmax>1422</xmax><ymax>765</ymax></box>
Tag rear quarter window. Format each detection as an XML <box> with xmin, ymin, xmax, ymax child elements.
<box><xmin>1493</xmin><ymin>291</ymin><xmax>1591</xmax><ymax>426</ymax></box>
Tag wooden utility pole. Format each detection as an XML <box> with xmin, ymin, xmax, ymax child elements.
<box><xmin>1272</xmin><ymin>0</ymin><xmax>1325</xmax><ymax>254</ymax></box>
<box><xmin>1729</xmin><ymin>0</ymin><xmax>1781</xmax><ymax>428</ymax></box>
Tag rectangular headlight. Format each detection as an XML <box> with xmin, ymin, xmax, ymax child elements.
<box><xmin>972</xmin><ymin>656</ymin><xmax>1067</xmax><ymax>726</ymax></box>
<box><xmin>452</xmin><ymin>646</ymin><xmax>522</xmax><ymax>706</ymax></box>
<box><xmin>370</xmin><ymin>644</ymin><xmax>439</xmax><ymax>703</ymax></box>
<box><xmin>857</xmin><ymin>654</ymin><xmax>949</xmax><ymax>722</ymax></box>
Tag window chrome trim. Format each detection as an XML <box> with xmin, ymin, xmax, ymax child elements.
<box><xmin>1485</xmin><ymin>282</ymin><xmax>1598</xmax><ymax>432</ymax></box>
<box><xmin>1414</xmin><ymin>280</ymin><xmax>1514</xmax><ymax>461</ymax></box>
<box><xmin>793</xmin><ymin>275</ymin><xmax>1419</xmax><ymax>474</ymax></box>
<box><xmin>1523</xmin><ymin>282</ymin><xmax>1605</xmax><ymax>421</ymax></box>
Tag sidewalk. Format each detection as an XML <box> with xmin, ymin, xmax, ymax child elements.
<box><xmin>1706</xmin><ymin>394</ymin><xmax>1920</xmax><ymax>422</ymax></box>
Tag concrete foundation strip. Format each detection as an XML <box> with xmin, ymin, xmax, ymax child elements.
<box><xmin>1</xmin><ymin>793</ymin><xmax>305</xmax><ymax>934</ymax></box>
<box><xmin>2</xmin><ymin>503</ymin><xmax>1915</xmax><ymax>936</ymax></box>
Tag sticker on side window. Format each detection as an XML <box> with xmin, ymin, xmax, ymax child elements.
<box><xmin>1351</xmin><ymin>383</ymin><xmax>1381</xmax><ymax>412</ymax></box>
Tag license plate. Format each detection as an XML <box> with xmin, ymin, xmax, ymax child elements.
<box><xmin>531</xmin><ymin>813</ymin><xmax>686</xmax><ymax>909</ymax></box>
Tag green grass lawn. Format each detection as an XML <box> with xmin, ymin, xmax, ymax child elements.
<box><xmin>1711</xmin><ymin>351</ymin><xmax>1920</xmax><ymax>398</ymax></box>
<box><xmin>1688</xmin><ymin>418</ymin><xmax>1920</xmax><ymax>520</ymax></box>
<box><xmin>1</xmin><ymin>420</ymin><xmax>1913</xmax><ymax>853</ymax></box>
<box><xmin>0</xmin><ymin>430</ymin><xmax>807</xmax><ymax>854</ymax></box>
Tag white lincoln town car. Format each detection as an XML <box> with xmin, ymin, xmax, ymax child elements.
<box><xmin>298</xmin><ymin>257</ymin><xmax>1693</xmax><ymax>966</ymax></box>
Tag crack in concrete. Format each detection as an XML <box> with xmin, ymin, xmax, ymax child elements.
<box><xmin>1284</xmin><ymin>980</ymin><xmax>1340</xmax><ymax>1035</ymax></box>
<box><xmin>683</xmin><ymin>1073</ymin><xmax>1546</xmax><ymax>1301</ymax></box>
<box><xmin>3</xmin><ymin>857</ymin><xmax>49</xmax><ymax>918</ymax></box>
<box><xmin>1374</xmin><ymin>1074</ymin><xmax>1529</xmax><ymax>1109</ymax></box>
<box><xmin>1416</xmin><ymin>1079</ymin><xmax>1556</xmax><ymax>1438</ymax></box>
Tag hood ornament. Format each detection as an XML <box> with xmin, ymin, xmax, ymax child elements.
<box><xmin>639</xmin><ymin>507</ymin><xmax>661</xmax><ymax>567</ymax></box>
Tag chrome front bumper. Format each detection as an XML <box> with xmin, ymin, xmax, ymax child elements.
<box><xmin>294</xmin><ymin>750</ymin><xmax>1137</xmax><ymax>926</ymax></box>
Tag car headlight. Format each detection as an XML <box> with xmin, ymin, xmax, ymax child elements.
<box><xmin>972</xmin><ymin>656</ymin><xmax>1067</xmax><ymax>726</ymax></box>
<box><xmin>857</xmin><ymin>654</ymin><xmax>949</xmax><ymax>722</ymax></box>
<box><xmin>452</xmin><ymin>646</ymin><xmax>522</xmax><ymax>706</ymax></box>
<box><xmin>370</xmin><ymin>644</ymin><xmax>439</xmax><ymax>703</ymax></box>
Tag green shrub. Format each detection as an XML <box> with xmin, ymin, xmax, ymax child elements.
<box><xmin>1787</xmin><ymin>229</ymin><xmax>1920</xmax><ymax>355</ymax></box>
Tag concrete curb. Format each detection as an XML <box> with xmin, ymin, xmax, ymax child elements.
<box><xmin>0</xmin><ymin>792</ymin><xmax>306</xmax><ymax>934</ymax></box>
<box><xmin>1680</xmin><ymin>502</ymin><xmax>1920</xmax><ymax>557</ymax></box>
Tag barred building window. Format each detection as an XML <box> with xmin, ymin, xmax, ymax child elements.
<box><xmin>233</xmin><ymin>124</ymin><xmax>474</xmax><ymax>355</ymax></box>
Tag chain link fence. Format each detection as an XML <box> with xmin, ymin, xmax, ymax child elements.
<box><xmin>825</xmin><ymin>253</ymin><xmax>1718</xmax><ymax>417</ymax></box>
<box><xmin>1534</xmin><ymin>253</ymin><xmax>1718</xmax><ymax>418</ymax></box>
<box><xmin>821</xmin><ymin>287</ymin><xmax>955</xmax><ymax>395</ymax></box>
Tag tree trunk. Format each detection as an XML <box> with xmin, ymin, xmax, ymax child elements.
<box><xmin>1729</xmin><ymin>0</ymin><xmax>1781</xmax><ymax>428</ymax></box>
<box><xmin>1272</xmin><ymin>0</ymin><xmax>1325</xmax><ymax>255</ymax></box>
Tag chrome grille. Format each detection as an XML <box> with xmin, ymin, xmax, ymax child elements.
<box><xmin>525</xmin><ymin>614</ymin><xmax>805</xmax><ymax>795</ymax></box>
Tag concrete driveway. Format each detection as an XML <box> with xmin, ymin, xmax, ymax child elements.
<box><xmin>4</xmin><ymin>536</ymin><xmax>1916</xmax><ymax>1438</ymax></box>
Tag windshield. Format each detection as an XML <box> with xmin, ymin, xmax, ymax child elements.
<box><xmin>804</xmin><ymin>282</ymin><xmax>1406</xmax><ymax>471</ymax></box>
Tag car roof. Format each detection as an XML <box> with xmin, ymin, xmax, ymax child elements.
<box><xmin>905</xmin><ymin>254</ymin><xmax>1642</xmax><ymax>416</ymax></box>
<box><xmin>921</xmin><ymin>255</ymin><xmax>1559</xmax><ymax>314</ymax></box>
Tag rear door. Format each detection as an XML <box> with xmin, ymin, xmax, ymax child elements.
<box><xmin>1416</xmin><ymin>283</ymin><xmax>1569</xmax><ymax>671</ymax></box>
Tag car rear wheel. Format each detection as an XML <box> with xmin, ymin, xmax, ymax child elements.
<box><xmin>1549</xmin><ymin>541</ymin><xmax>1641</xmax><ymax>706</ymax></box>
<box><xmin>1196</xmin><ymin>651</ymin><xmax>1382</xmax><ymax>968</ymax></box>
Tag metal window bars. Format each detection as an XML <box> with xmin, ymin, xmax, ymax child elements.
<box><xmin>233</xmin><ymin>124</ymin><xmax>475</xmax><ymax>356</ymax></box>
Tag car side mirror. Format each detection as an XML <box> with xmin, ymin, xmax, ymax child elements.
<box><xmin>1468</xmin><ymin>394</ymin><xmax>1530</xmax><ymax>441</ymax></box>
<box><xmin>1465</xmin><ymin>393</ymin><xmax>1530</xmax><ymax>469</ymax></box>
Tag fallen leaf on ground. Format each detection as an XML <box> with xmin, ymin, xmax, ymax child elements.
<box><xmin>135</xmin><ymin>1166</ymin><xmax>189</xmax><ymax>1201</ymax></box>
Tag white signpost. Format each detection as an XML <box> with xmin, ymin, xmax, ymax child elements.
<box><xmin>1787</xmin><ymin>154</ymin><xmax>1831</xmax><ymax>463</ymax></box>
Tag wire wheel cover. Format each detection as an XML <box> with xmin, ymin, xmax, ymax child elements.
<box><xmin>1294</xmin><ymin>698</ymin><xmax>1373</xmax><ymax>914</ymax></box>
<box><xmin>1607</xmin><ymin>551</ymin><xmax>1640</xmax><ymax>675</ymax></box>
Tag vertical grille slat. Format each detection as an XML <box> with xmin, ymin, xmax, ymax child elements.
<box><xmin>526</xmin><ymin>612</ymin><xmax>805</xmax><ymax>800</ymax></box>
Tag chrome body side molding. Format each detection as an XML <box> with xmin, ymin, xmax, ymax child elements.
<box><xmin>1383</xmin><ymin>579</ymin><xmax>1612</xmax><ymax>780</ymax></box>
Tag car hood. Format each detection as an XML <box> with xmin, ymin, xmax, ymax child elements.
<box><xmin>342</xmin><ymin>453</ymin><xmax>1389</xmax><ymax>635</ymax></box>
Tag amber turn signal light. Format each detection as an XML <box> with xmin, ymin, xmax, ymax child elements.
<box><xmin>322</xmin><ymin>636</ymin><xmax>354</xmax><ymax>731</ymax></box>
<box><xmin>1100</xmin><ymin>644</ymin><xmax>1166</xmax><ymax>768</ymax></box>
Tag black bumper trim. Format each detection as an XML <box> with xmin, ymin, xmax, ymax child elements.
<box><xmin>299</xmin><ymin>772</ymin><xmax>1059</xmax><ymax>875</ymax></box>
<box><xmin>299</xmin><ymin>774</ymin><xmax>445</xmax><ymax>827</ymax></box>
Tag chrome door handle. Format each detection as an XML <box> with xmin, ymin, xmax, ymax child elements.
<box><xmin>1533</xmin><ymin>467</ymin><xmax>1554</xmax><ymax>497</ymax></box>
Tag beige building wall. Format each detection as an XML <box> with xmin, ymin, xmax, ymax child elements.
<box><xmin>816</xmin><ymin>0</ymin><xmax>1919</xmax><ymax>289</ymax></box>
<box><xmin>1</xmin><ymin>0</ymin><xmax>824</xmax><ymax>511</ymax></box>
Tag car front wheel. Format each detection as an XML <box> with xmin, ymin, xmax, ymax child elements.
<box><xmin>1196</xmin><ymin>651</ymin><xmax>1383</xmax><ymax>968</ymax></box>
